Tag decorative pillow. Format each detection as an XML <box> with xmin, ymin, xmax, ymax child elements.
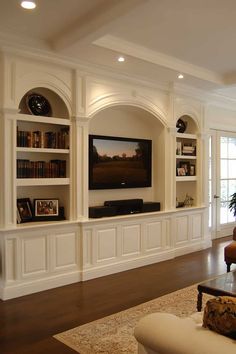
<box><xmin>203</xmin><ymin>296</ymin><xmax>236</xmax><ymax>339</ymax></box>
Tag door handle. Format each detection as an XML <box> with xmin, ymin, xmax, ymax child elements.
<box><xmin>214</xmin><ymin>195</ymin><xmax>220</xmax><ymax>199</ymax></box>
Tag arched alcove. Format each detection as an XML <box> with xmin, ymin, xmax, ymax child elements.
<box><xmin>175</xmin><ymin>114</ymin><xmax>199</xmax><ymax>208</ymax></box>
<box><xmin>18</xmin><ymin>87</ymin><xmax>70</xmax><ymax>119</ymax></box>
<box><xmin>176</xmin><ymin>114</ymin><xmax>199</xmax><ymax>134</ymax></box>
<box><xmin>88</xmin><ymin>105</ymin><xmax>166</xmax><ymax>207</ymax></box>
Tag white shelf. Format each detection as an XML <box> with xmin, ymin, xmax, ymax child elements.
<box><xmin>17</xmin><ymin>147</ymin><xmax>69</xmax><ymax>154</ymax></box>
<box><xmin>176</xmin><ymin>176</ymin><xmax>197</xmax><ymax>182</ymax></box>
<box><xmin>17</xmin><ymin>178</ymin><xmax>70</xmax><ymax>186</ymax></box>
<box><xmin>176</xmin><ymin>155</ymin><xmax>196</xmax><ymax>159</ymax></box>
<box><xmin>17</xmin><ymin>113</ymin><xmax>71</xmax><ymax>126</ymax></box>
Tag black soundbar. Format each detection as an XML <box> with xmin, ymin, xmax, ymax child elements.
<box><xmin>142</xmin><ymin>202</ymin><xmax>160</xmax><ymax>213</ymax></box>
<box><xmin>104</xmin><ymin>198</ymin><xmax>143</xmax><ymax>215</ymax></box>
<box><xmin>89</xmin><ymin>199</ymin><xmax>161</xmax><ymax>218</ymax></box>
<box><xmin>89</xmin><ymin>206</ymin><xmax>117</xmax><ymax>218</ymax></box>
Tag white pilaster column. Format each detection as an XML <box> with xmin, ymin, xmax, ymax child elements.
<box><xmin>71</xmin><ymin>116</ymin><xmax>89</xmax><ymax>220</ymax></box>
<box><xmin>0</xmin><ymin>108</ymin><xmax>18</xmax><ymax>228</ymax></box>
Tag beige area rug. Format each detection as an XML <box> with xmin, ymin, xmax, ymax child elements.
<box><xmin>54</xmin><ymin>284</ymin><xmax>212</xmax><ymax>354</ymax></box>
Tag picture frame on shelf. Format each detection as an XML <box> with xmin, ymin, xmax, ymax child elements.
<box><xmin>178</xmin><ymin>161</ymin><xmax>190</xmax><ymax>176</ymax></box>
<box><xmin>177</xmin><ymin>167</ymin><xmax>186</xmax><ymax>176</ymax></box>
<box><xmin>17</xmin><ymin>198</ymin><xmax>33</xmax><ymax>223</ymax></box>
<box><xmin>190</xmin><ymin>164</ymin><xmax>195</xmax><ymax>176</ymax></box>
<box><xmin>33</xmin><ymin>199</ymin><xmax>64</xmax><ymax>221</ymax></box>
<box><xmin>176</xmin><ymin>141</ymin><xmax>182</xmax><ymax>155</ymax></box>
<box><xmin>34</xmin><ymin>199</ymin><xmax>59</xmax><ymax>217</ymax></box>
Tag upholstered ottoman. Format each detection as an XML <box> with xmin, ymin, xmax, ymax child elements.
<box><xmin>134</xmin><ymin>312</ymin><xmax>236</xmax><ymax>354</ymax></box>
<box><xmin>224</xmin><ymin>226</ymin><xmax>236</xmax><ymax>272</ymax></box>
<box><xmin>225</xmin><ymin>241</ymin><xmax>236</xmax><ymax>272</ymax></box>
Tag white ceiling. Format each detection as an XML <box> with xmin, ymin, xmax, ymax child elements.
<box><xmin>1</xmin><ymin>0</ymin><xmax>236</xmax><ymax>98</ymax></box>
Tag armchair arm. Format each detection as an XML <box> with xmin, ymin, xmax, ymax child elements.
<box><xmin>233</xmin><ymin>227</ymin><xmax>236</xmax><ymax>241</ymax></box>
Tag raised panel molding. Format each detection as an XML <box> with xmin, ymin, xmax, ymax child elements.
<box><xmin>5</xmin><ymin>238</ymin><xmax>17</xmax><ymax>281</ymax></box>
<box><xmin>54</xmin><ymin>232</ymin><xmax>77</xmax><ymax>270</ymax></box>
<box><xmin>83</xmin><ymin>229</ymin><xmax>93</xmax><ymax>267</ymax></box>
<box><xmin>162</xmin><ymin>219</ymin><xmax>171</xmax><ymax>248</ymax></box>
<box><xmin>97</xmin><ymin>228</ymin><xmax>117</xmax><ymax>262</ymax></box>
<box><xmin>122</xmin><ymin>224</ymin><xmax>141</xmax><ymax>256</ymax></box>
<box><xmin>22</xmin><ymin>236</ymin><xmax>47</xmax><ymax>277</ymax></box>
<box><xmin>191</xmin><ymin>214</ymin><xmax>202</xmax><ymax>240</ymax></box>
<box><xmin>146</xmin><ymin>221</ymin><xmax>162</xmax><ymax>252</ymax></box>
<box><xmin>175</xmin><ymin>216</ymin><xmax>189</xmax><ymax>244</ymax></box>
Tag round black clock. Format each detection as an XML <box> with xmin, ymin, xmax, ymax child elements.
<box><xmin>176</xmin><ymin>118</ymin><xmax>187</xmax><ymax>133</ymax></box>
<box><xmin>26</xmin><ymin>93</ymin><xmax>52</xmax><ymax>116</ymax></box>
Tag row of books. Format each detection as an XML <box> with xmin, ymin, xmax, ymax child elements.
<box><xmin>176</xmin><ymin>142</ymin><xmax>196</xmax><ymax>156</ymax></box>
<box><xmin>17</xmin><ymin>127</ymin><xmax>69</xmax><ymax>149</ymax></box>
<box><xmin>182</xmin><ymin>144</ymin><xmax>196</xmax><ymax>155</ymax></box>
<box><xmin>17</xmin><ymin>159</ymin><xmax>66</xmax><ymax>178</ymax></box>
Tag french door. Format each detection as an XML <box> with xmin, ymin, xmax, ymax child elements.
<box><xmin>209</xmin><ymin>130</ymin><xmax>236</xmax><ymax>238</ymax></box>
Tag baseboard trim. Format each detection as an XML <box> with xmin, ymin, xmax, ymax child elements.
<box><xmin>1</xmin><ymin>271</ymin><xmax>82</xmax><ymax>300</ymax></box>
<box><xmin>81</xmin><ymin>250</ymin><xmax>175</xmax><ymax>281</ymax></box>
<box><xmin>174</xmin><ymin>239</ymin><xmax>212</xmax><ymax>258</ymax></box>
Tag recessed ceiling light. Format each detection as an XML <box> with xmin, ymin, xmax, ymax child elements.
<box><xmin>118</xmin><ymin>56</ymin><xmax>125</xmax><ymax>62</ymax></box>
<box><xmin>21</xmin><ymin>1</ymin><xmax>36</xmax><ymax>9</ymax></box>
<box><xmin>178</xmin><ymin>74</ymin><xmax>184</xmax><ymax>79</ymax></box>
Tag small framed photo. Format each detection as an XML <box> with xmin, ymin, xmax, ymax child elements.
<box><xmin>176</xmin><ymin>141</ymin><xmax>182</xmax><ymax>155</ymax></box>
<box><xmin>34</xmin><ymin>199</ymin><xmax>59</xmax><ymax>217</ymax></box>
<box><xmin>177</xmin><ymin>167</ymin><xmax>186</xmax><ymax>176</ymax></box>
<box><xmin>190</xmin><ymin>164</ymin><xmax>195</xmax><ymax>176</ymax></box>
<box><xmin>178</xmin><ymin>161</ymin><xmax>190</xmax><ymax>176</ymax></box>
<box><xmin>17</xmin><ymin>198</ymin><xmax>33</xmax><ymax>223</ymax></box>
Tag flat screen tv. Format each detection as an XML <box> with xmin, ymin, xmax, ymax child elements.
<box><xmin>89</xmin><ymin>134</ymin><xmax>152</xmax><ymax>189</ymax></box>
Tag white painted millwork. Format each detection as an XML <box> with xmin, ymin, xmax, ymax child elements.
<box><xmin>2</xmin><ymin>47</ymin><xmax>233</xmax><ymax>301</ymax></box>
<box><xmin>1</xmin><ymin>224</ymin><xmax>80</xmax><ymax>300</ymax></box>
<box><xmin>80</xmin><ymin>208</ymin><xmax>209</xmax><ymax>281</ymax></box>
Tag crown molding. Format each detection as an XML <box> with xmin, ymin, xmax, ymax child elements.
<box><xmin>1</xmin><ymin>38</ymin><xmax>236</xmax><ymax>112</ymax></box>
<box><xmin>0</xmin><ymin>41</ymin><xmax>170</xmax><ymax>93</ymax></box>
<box><xmin>172</xmin><ymin>82</ymin><xmax>236</xmax><ymax>111</ymax></box>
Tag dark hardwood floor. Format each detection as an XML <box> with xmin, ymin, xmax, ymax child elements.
<box><xmin>0</xmin><ymin>236</ymin><xmax>235</xmax><ymax>354</ymax></box>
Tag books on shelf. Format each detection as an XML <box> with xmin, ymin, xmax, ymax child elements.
<box><xmin>17</xmin><ymin>159</ymin><xmax>66</xmax><ymax>178</ymax></box>
<box><xmin>182</xmin><ymin>144</ymin><xmax>196</xmax><ymax>156</ymax></box>
<box><xmin>17</xmin><ymin>127</ymin><xmax>69</xmax><ymax>149</ymax></box>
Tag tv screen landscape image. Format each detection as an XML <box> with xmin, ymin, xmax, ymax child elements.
<box><xmin>89</xmin><ymin>134</ymin><xmax>152</xmax><ymax>189</ymax></box>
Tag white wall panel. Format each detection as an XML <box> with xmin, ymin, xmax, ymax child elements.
<box><xmin>83</xmin><ymin>229</ymin><xmax>93</xmax><ymax>267</ymax></box>
<box><xmin>146</xmin><ymin>221</ymin><xmax>162</xmax><ymax>251</ymax></box>
<box><xmin>175</xmin><ymin>216</ymin><xmax>188</xmax><ymax>244</ymax></box>
<box><xmin>122</xmin><ymin>224</ymin><xmax>141</xmax><ymax>256</ymax></box>
<box><xmin>191</xmin><ymin>214</ymin><xmax>202</xmax><ymax>240</ymax></box>
<box><xmin>22</xmin><ymin>236</ymin><xmax>47</xmax><ymax>276</ymax></box>
<box><xmin>54</xmin><ymin>232</ymin><xmax>77</xmax><ymax>269</ymax></box>
<box><xmin>5</xmin><ymin>238</ymin><xmax>17</xmax><ymax>281</ymax></box>
<box><xmin>97</xmin><ymin>228</ymin><xmax>116</xmax><ymax>261</ymax></box>
<box><xmin>162</xmin><ymin>219</ymin><xmax>171</xmax><ymax>248</ymax></box>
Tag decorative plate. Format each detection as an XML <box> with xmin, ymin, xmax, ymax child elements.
<box><xmin>26</xmin><ymin>93</ymin><xmax>52</xmax><ymax>116</ymax></box>
<box><xmin>176</xmin><ymin>118</ymin><xmax>187</xmax><ymax>133</ymax></box>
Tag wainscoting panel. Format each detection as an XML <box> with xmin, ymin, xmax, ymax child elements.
<box><xmin>191</xmin><ymin>213</ymin><xmax>202</xmax><ymax>240</ymax></box>
<box><xmin>175</xmin><ymin>215</ymin><xmax>189</xmax><ymax>244</ymax></box>
<box><xmin>0</xmin><ymin>208</ymin><xmax>209</xmax><ymax>299</ymax></box>
<box><xmin>22</xmin><ymin>235</ymin><xmax>48</xmax><ymax>277</ymax></box>
<box><xmin>83</xmin><ymin>229</ymin><xmax>93</xmax><ymax>267</ymax></box>
<box><xmin>53</xmin><ymin>232</ymin><xmax>77</xmax><ymax>271</ymax></box>
<box><xmin>145</xmin><ymin>221</ymin><xmax>162</xmax><ymax>252</ymax></box>
<box><xmin>97</xmin><ymin>228</ymin><xmax>117</xmax><ymax>262</ymax></box>
<box><xmin>122</xmin><ymin>224</ymin><xmax>141</xmax><ymax>256</ymax></box>
<box><xmin>5</xmin><ymin>238</ymin><xmax>17</xmax><ymax>281</ymax></box>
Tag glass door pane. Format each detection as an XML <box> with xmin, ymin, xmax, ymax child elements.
<box><xmin>220</xmin><ymin>136</ymin><xmax>236</xmax><ymax>225</ymax></box>
<box><xmin>209</xmin><ymin>130</ymin><xmax>236</xmax><ymax>239</ymax></box>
